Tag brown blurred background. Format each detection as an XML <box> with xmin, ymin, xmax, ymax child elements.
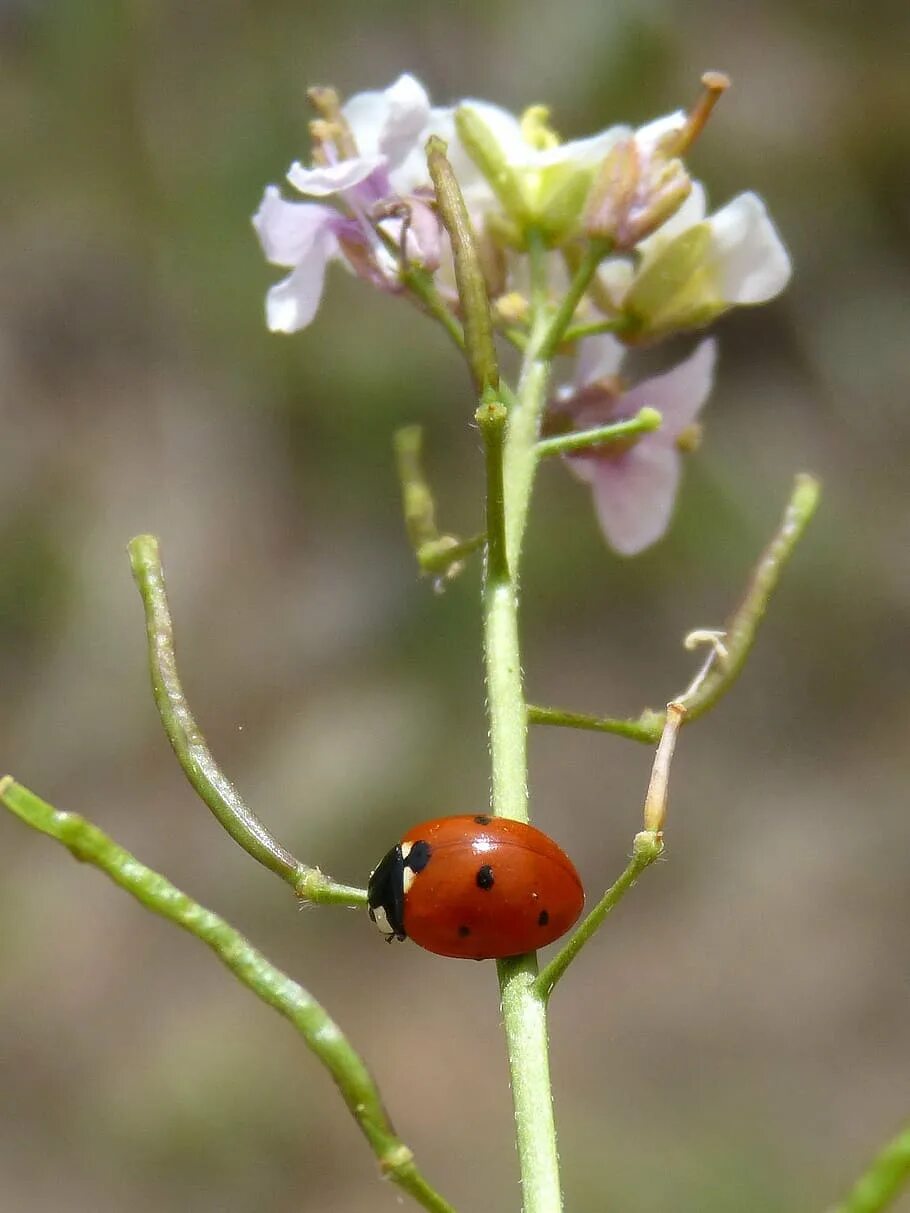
<box><xmin>2</xmin><ymin>2</ymin><xmax>909</xmax><ymax>1210</ymax></box>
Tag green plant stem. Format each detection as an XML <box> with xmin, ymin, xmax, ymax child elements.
<box><xmin>828</xmin><ymin>1123</ymin><xmax>910</xmax><ymax>1213</ymax></box>
<box><xmin>0</xmin><ymin>777</ymin><xmax>455</xmax><ymax>1213</ymax></box>
<box><xmin>427</xmin><ymin>136</ymin><xmax>499</xmax><ymax>393</ymax></box>
<box><xmin>561</xmin><ymin>316</ymin><xmax>626</xmax><ymax>344</ymax></box>
<box><xmin>536</xmin><ymin>407</ymin><xmax>662</xmax><ymax>459</ymax></box>
<box><xmin>481</xmin><ymin>235</ymin><xmax>563</xmax><ymax>1212</ymax></box>
<box><xmin>536</xmin><ymin>831</ymin><xmax>663</xmax><ymax>1000</ymax></box>
<box><xmin>538</xmin><ymin>237</ymin><xmax>612</xmax><ymax>362</ymax></box>
<box><xmin>527</xmin><ymin>473</ymin><xmax>821</xmax><ymax>743</ymax></box>
<box><xmin>527</xmin><ymin>703</ymin><xmax>664</xmax><ymax>743</ymax></box>
<box><xmin>128</xmin><ymin>535</ymin><xmax>366</xmax><ymax>907</ymax></box>
<box><xmin>682</xmin><ymin>472</ymin><xmax>820</xmax><ymax>723</ymax></box>
<box><xmin>400</xmin><ymin>264</ymin><xmax>466</xmax><ymax>354</ymax></box>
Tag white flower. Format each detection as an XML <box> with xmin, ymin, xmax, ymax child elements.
<box><xmin>602</xmin><ymin>181</ymin><xmax>791</xmax><ymax>336</ymax></box>
<box><xmin>451</xmin><ymin>102</ymin><xmax>629</xmax><ymax>242</ymax></box>
<box><xmin>253</xmin><ymin>74</ymin><xmax>443</xmax><ymax>333</ymax></box>
<box><xmin>550</xmin><ymin>334</ymin><xmax>717</xmax><ymax>554</ymax></box>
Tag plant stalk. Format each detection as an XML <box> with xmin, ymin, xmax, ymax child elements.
<box><xmin>481</xmin><ymin>266</ymin><xmax>563</xmax><ymax>1211</ymax></box>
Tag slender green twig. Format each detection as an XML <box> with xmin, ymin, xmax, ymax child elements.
<box><xmin>475</xmin><ymin>399</ymin><xmax>509</xmax><ymax>582</ymax></box>
<box><xmin>400</xmin><ymin>264</ymin><xmax>466</xmax><ymax>354</ymax></box>
<box><xmin>128</xmin><ymin>535</ymin><xmax>366</xmax><ymax>907</ymax></box>
<box><xmin>527</xmin><ymin>473</ymin><xmax>821</xmax><ymax>741</ymax></box>
<box><xmin>682</xmin><ymin>472</ymin><xmax>821</xmax><ymax>723</ymax></box>
<box><xmin>0</xmin><ymin>777</ymin><xmax>456</xmax><ymax>1213</ymax></box>
<box><xmin>526</xmin><ymin>704</ymin><xmax>664</xmax><ymax>743</ymax></box>
<box><xmin>535</xmin><ymin>408</ymin><xmax>662</xmax><ymax>459</ymax></box>
<box><xmin>561</xmin><ymin>316</ymin><xmax>627</xmax><ymax>345</ymax></box>
<box><xmin>393</xmin><ymin>426</ymin><xmax>484</xmax><ymax>580</ymax></box>
<box><xmin>828</xmin><ymin>1123</ymin><xmax>910</xmax><ymax>1213</ymax></box>
<box><xmin>536</xmin><ymin>703</ymin><xmax>686</xmax><ymax>999</ymax></box>
<box><xmin>427</xmin><ymin>136</ymin><xmax>499</xmax><ymax>394</ymax></box>
<box><xmin>538</xmin><ymin>237</ymin><xmax>612</xmax><ymax>362</ymax></box>
<box><xmin>536</xmin><ymin>831</ymin><xmax>663</xmax><ymax>1001</ymax></box>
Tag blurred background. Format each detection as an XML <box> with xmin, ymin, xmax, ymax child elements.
<box><xmin>2</xmin><ymin>1</ymin><xmax>909</xmax><ymax>1210</ymax></box>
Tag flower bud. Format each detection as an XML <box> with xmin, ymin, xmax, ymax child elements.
<box><xmin>584</xmin><ymin>132</ymin><xmax>692</xmax><ymax>250</ymax></box>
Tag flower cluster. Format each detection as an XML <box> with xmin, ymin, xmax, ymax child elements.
<box><xmin>254</xmin><ymin>73</ymin><xmax>791</xmax><ymax>555</ymax></box>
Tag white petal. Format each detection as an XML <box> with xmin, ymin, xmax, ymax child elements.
<box><xmin>458</xmin><ymin>100</ymin><xmax>526</xmax><ymax>159</ymax></box>
<box><xmin>264</xmin><ymin>228</ymin><xmax>337</xmax><ymax>333</ymax></box>
<box><xmin>635</xmin><ymin>109</ymin><xmax>686</xmax><ymax>152</ymax></box>
<box><xmin>342</xmin><ymin>74</ymin><xmax>428</xmax><ymax>163</ymax></box>
<box><xmin>287</xmin><ymin>156</ymin><xmax>386</xmax><ymax>198</ymax></box>
<box><xmin>252</xmin><ymin>186</ymin><xmax>337</xmax><ymax>267</ymax></box>
<box><xmin>377</xmin><ymin>74</ymin><xmax>431</xmax><ymax>168</ymax></box>
<box><xmin>596</xmin><ymin>257</ymin><xmax>635</xmax><ymax>308</ymax></box>
<box><xmin>535</xmin><ymin>124</ymin><xmax>630</xmax><ymax>169</ymax></box>
<box><xmin>707</xmin><ymin>191</ymin><xmax>792</xmax><ymax>303</ymax></box>
<box><xmin>622</xmin><ymin>339</ymin><xmax>717</xmax><ymax>437</ymax></box>
<box><xmin>584</xmin><ymin>443</ymin><xmax>682</xmax><ymax>555</ymax></box>
<box><xmin>575</xmin><ymin>332</ymin><xmax>625</xmax><ymax>387</ymax></box>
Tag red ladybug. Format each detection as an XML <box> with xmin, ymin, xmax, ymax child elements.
<box><xmin>367</xmin><ymin>814</ymin><xmax>584</xmax><ymax>960</ymax></box>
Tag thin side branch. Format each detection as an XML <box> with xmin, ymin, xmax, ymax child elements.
<box><xmin>128</xmin><ymin>535</ymin><xmax>366</xmax><ymax>907</ymax></box>
<box><xmin>0</xmin><ymin>777</ymin><xmax>455</xmax><ymax>1213</ymax></box>
<box><xmin>528</xmin><ymin>473</ymin><xmax>821</xmax><ymax>741</ymax></box>
<box><xmin>536</xmin><ymin>408</ymin><xmax>662</xmax><ymax>459</ymax></box>
<box><xmin>393</xmin><ymin>426</ymin><xmax>483</xmax><ymax>582</ymax></box>
<box><xmin>682</xmin><ymin>472</ymin><xmax>821</xmax><ymax>722</ymax></box>
<box><xmin>535</xmin><ymin>832</ymin><xmax>662</xmax><ymax>1001</ymax></box>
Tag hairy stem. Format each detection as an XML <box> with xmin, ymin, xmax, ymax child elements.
<box><xmin>0</xmin><ymin>777</ymin><xmax>455</xmax><ymax>1213</ymax></box>
<box><xmin>481</xmin><ymin>241</ymin><xmax>563</xmax><ymax>1211</ymax></box>
<box><xmin>128</xmin><ymin>534</ymin><xmax>366</xmax><ymax>906</ymax></box>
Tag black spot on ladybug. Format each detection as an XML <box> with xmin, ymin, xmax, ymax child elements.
<box><xmin>538</xmin><ymin>910</ymin><xmax>550</xmax><ymax>927</ymax></box>
<box><xmin>458</xmin><ymin>925</ymin><xmax>471</xmax><ymax>937</ymax></box>
<box><xmin>405</xmin><ymin>840</ymin><xmax>432</xmax><ymax>873</ymax></box>
<box><xmin>473</xmin><ymin>814</ymin><xmax>491</xmax><ymax>825</ymax></box>
<box><xmin>476</xmin><ymin>864</ymin><xmax>495</xmax><ymax>890</ymax></box>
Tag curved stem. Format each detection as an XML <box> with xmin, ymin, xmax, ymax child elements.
<box><xmin>0</xmin><ymin>777</ymin><xmax>456</xmax><ymax>1213</ymax></box>
<box><xmin>527</xmin><ymin>473</ymin><xmax>821</xmax><ymax>745</ymax></box>
<box><xmin>128</xmin><ymin>535</ymin><xmax>366</xmax><ymax>907</ymax></box>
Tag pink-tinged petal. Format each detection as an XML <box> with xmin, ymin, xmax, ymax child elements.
<box><xmin>264</xmin><ymin>227</ymin><xmax>337</xmax><ymax>333</ymax></box>
<box><xmin>574</xmin><ymin>442</ymin><xmax>682</xmax><ymax>555</ymax></box>
<box><xmin>287</xmin><ymin>155</ymin><xmax>386</xmax><ymax>198</ymax></box>
<box><xmin>377</xmin><ymin>74</ymin><xmax>431</xmax><ymax>167</ymax></box>
<box><xmin>707</xmin><ymin>191</ymin><xmax>792</xmax><ymax>303</ymax></box>
<box><xmin>575</xmin><ymin>331</ymin><xmax>625</xmax><ymax>388</ymax></box>
<box><xmin>252</xmin><ymin>186</ymin><xmax>338</xmax><ymax>267</ymax></box>
<box><xmin>342</xmin><ymin>74</ymin><xmax>429</xmax><ymax>166</ymax></box>
<box><xmin>622</xmin><ymin>338</ymin><xmax>717</xmax><ymax>437</ymax></box>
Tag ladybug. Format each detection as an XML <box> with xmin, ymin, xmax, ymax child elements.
<box><xmin>367</xmin><ymin>814</ymin><xmax>584</xmax><ymax>960</ymax></box>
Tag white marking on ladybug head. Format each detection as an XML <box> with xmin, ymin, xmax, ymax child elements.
<box><xmin>402</xmin><ymin>866</ymin><xmax>417</xmax><ymax>895</ymax></box>
<box><xmin>370</xmin><ymin>905</ymin><xmax>393</xmax><ymax>938</ymax></box>
<box><xmin>400</xmin><ymin>841</ymin><xmax>413</xmax><ymax>861</ymax></box>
